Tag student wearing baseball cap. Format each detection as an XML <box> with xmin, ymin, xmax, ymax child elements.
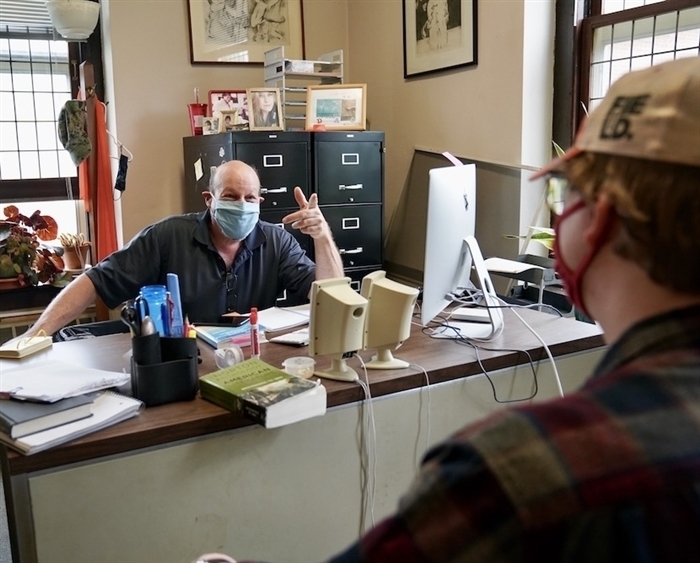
<box><xmin>197</xmin><ymin>57</ymin><xmax>700</xmax><ymax>563</ymax></box>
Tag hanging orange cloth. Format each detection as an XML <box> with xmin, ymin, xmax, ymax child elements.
<box><xmin>78</xmin><ymin>96</ymin><xmax>118</xmax><ymax>262</ymax></box>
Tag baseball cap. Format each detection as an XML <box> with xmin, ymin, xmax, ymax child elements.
<box><xmin>531</xmin><ymin>56</ymin><xmax>700</xmax><ymax>179</ymax></box>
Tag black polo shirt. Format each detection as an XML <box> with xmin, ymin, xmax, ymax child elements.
<box><xmin>86</xmin><ymin>211</ymin><xmax>315</xmax><ymax>323</ymax></box>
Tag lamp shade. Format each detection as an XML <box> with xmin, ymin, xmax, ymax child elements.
<box><xmin>45</xmin><ymin>0</ymin><xmax>100</xmax><ymax>40</ymax></box>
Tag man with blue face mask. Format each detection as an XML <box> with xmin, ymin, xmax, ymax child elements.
<box><xmin>17</xmin><ymin>161</ymin><xmax>344</xmax><ymax>337</ymax></box>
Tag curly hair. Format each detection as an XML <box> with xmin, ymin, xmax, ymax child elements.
<box><xmin>565</xmin><ymin>152</ymin><xmax>700</xmax><ymax>294</ymax></box>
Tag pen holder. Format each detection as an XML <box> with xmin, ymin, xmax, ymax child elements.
<box><xmin>130</xmin><ymin>336</ymin><xmax>199</xmax><ymax>407</ymax></box>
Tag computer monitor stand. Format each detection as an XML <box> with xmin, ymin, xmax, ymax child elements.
<box><xmin>431</xmin><ymin>236</ymin><xmax>505</xmax><ymax>341</ymax></box>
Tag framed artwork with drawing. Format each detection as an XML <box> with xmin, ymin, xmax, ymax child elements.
<box><xmin>187</xmin><ymin>0</ymin><xmax>305</xmax><ymax>64</ymax></box>
<box><xmin>403</xmin><ymin>0</ymin><xmax>477</xmax><ymax>78</ymax></box>
<box><xmin>246</xmin><ymin>88</ymin><xmax>285</xmax><ymax>131</ymax></box>
<box><xmin>305</xmin><ymin>84</ymin><xmax>366</xmax><ymax>131</ymax></box>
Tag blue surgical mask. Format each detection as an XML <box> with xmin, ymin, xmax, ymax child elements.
<box><xmin>211</xmin><ymin>199</ymin><xmax>260</xmax><ymax>241</ymax></box>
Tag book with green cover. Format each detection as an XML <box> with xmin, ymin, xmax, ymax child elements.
<box><xmin>199</xmin><ymin>358</ymin><xmax>326</xmax><ymax>428</ymax></box>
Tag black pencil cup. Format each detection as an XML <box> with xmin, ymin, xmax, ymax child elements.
<box><xmin>130</xmin><ymin>335</ymin><xmax>199</xmax><ymax>407</ymax></box>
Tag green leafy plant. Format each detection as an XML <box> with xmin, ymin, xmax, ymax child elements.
<box><xmin>0</xmin><ymin>206</ymin><xmax>65</xmax><ymax>287</ymax></box>
<box><xmin>504</xmin><ymin>226</ymin><xmax>556</xmax><ymax>251</ymax></box>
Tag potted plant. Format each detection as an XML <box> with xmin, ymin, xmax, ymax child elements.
<box><xmin>58</xmin><ymin>232</ymin><xmax>91</xmax><ymax>270</ymax></box>
<box><xmin>0</xmin><ymin>206</ymin><xmax>65</xmax><ymax>289</ymax></box>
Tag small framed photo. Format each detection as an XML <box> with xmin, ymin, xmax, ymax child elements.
<box><xmin>208</xmin><ymin>90</ymin><xmax>249</xmax><ymax>123</ymax></box>
<box><xmin>217</xmin><ymin>109</ymin><xmax>248</xmax><ymax>132</ymax></box>
<box><xmin>305</xmin><ymin>84</ymin><xmax>367</xmax><ymax>131</ymax></box>
<box><xmin>202</xmin><ymin>115</ymin><xmax>220</xmax><ymax>135</ymax></box>
<box><xmin>246</xmin><ymin>88</ymin><xmax>285</xmax><ymax>131</ymax></box>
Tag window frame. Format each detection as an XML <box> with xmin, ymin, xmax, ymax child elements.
<box><xmin>575</xmin><ymin>0</ymin><xmax>700</xmax><ymax>127</ymax></box>
<box><xmin>553</xmin><ymin>0</ymin><xmax>699</xmax><ymax>151</ymax></box>
<box><xmin>0</xmin><ymin>23</ymin><xmax>105</xmax><ymax>203</ymax></box>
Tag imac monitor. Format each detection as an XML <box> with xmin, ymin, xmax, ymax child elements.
<box><xmin>421</xmin><ymin>164</ymin><xmax>480</xmax><ymax>326</ymax></box>
<box><xmin>309</xmin><ymin>277</ymin><xmax>368</xmax><ymax>381</ymax></box>
<box><xmin>421</xmin><ymin>166</ymin><xmax>503</xmax><ymax>340</ymax></box>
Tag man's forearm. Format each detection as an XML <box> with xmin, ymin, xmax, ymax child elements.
<box><xmin>23</xmin><ymin>273</ymin><xmax>99</xmax><ymax>337</ymax></box>
<box><xmin>313</xmin><ymin>233</ymin><xmax>344</xmax><ymax>280</ymax></box>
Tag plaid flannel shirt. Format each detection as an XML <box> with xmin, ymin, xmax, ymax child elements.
<box><xmin>328</xmin><ymin>305</ymin><xmax>700</xmax><ymax>563</ymax></box>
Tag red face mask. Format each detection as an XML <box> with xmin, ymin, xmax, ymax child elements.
<box><xmin>553</xmin><ymin>199</ymin><xmax>613</xmax><ymax>319</ymax></box>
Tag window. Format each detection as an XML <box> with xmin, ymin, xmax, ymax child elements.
<box><xmin>0</xmin><ymin>1</ymin><xmax>104</xmax><ymax>243</ymax></box>
<box><xmin>576</xmin><ymin>0</ymin><xmax>700</xmax><ymax>124</ymax></box>
<box><xmin>0</xmin><ymin>35</ymin><xmax>77</xmax><ymax>182</ymax></box>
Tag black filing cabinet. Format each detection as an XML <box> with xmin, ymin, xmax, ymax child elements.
<box><xmin>183</xmin><ymin>131</ymin><xmax>311</xmax><ymax>254</ymax></box>
<box><xmin>183</xmin><ymin>130</ymin><xmax>384</xmax><ymax>293</ymax></box>
<box><xmin>313</xmin><ymin>131</ymin><xmax>385</xmax><ymax>291</ymax></box>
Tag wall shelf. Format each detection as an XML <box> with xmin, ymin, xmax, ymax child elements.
<box><xmin>264</xmin><ymin>47</ymin><xmax>343</xmax><ymax>129</ymax></box>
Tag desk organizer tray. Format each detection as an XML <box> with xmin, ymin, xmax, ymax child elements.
<box><xmin>130</xmin><ymin>335</ymin><xmax>198</xmax><ymax>407</ymax></box>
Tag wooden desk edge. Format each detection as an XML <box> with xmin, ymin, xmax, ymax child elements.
<box><xmin>4</xmin><ymin>317</ymin><xmax>606</xmax><ymax>475</ymax></box>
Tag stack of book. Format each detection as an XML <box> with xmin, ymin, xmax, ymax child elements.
<box><xmin>0</xmin><ymin>360</ymin><xmax>143</xmax><ymax>455</ymax></box>
<box><xmin>0</xmin><ymin>392</ymin><xmax>144</xmax><ymax>455</ymax></box>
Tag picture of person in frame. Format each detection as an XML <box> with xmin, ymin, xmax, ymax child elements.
<box><xmin>250</xmin><ymin>90</ymin><xmax>280</xmax><ymax>128</ymax></box>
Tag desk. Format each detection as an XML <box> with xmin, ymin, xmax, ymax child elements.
<box><xmin>1</xmin><ymin>309</ymin><xmax>605</xmax><ymax>563</ymax></box>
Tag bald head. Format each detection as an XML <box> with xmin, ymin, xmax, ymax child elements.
<box><xmin>209</xmin><ymin>160</ymin><xmax>261</xmax><ymax>198</ymax></box>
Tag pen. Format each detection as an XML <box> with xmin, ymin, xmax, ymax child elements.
<box><xmin>250</xmin><ymin>307</ymin><xmax>260</xmax><ymax>359</ymax></box>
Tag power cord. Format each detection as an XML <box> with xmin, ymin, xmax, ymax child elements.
<box><xmin>499</xmin><ymin>297</ymin><xmax>564</xmax><ymax>397</ymax></box>
<box><xmin>353</xmin><ymin>354</ymin><xmax>377</xmax><ymax>534</ymax></box>
<box><xmin>457</xmin><ymin>339</ymin><xmax>540</xmax><ymax>403</ymax></box>
<box><xmin>410</xmin><ymin>362</ymin><xmax>432</xmax><ymax>464</ymax></box>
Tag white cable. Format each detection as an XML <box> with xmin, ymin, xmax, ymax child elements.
<box><xmin>354</xmin><ymin>354</ymin><xmax>377</xmax><ymax>531</ymax></box>
<box><xmin>410</xmin><ymin>363</ymin><xmax>432</xmax><ymax>462</ymax></box>
<box><xmin>498</xmin><ymin>297</ymin><xmax>564</xmax><ymax>397</ymax></box>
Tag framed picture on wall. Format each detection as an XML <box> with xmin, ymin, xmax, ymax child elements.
<box><xmin>187</xmin><ymin>0</ymin><xmax>305</xmax><ymax>64</ymax></box>
<box><xmin>304</xmin><ymin>84</ymin><xmax>367</xmax><ymax>131</ymax></box>
<box><xmin>246</xmin><ymin>88</ymin><xmax>285</xmax><ymax>131</ymax></box>
<box><xmin>403</xmin><ymin>0</ymin><xmax>478</xmax><ymax>78</ymax></box>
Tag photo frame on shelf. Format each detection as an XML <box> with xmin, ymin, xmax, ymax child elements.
<box><xmin>305</xmin><ymin>84</ymin><xmax>367</xmax><ymax>131</ymax></box>
<box><xmin>218</xmin><ymin>109</ymin><xmax>248</xmax><ymax>132</ymax></box>
<box><xmin>246</xmin><ymin>88</ymin><xmax>285</xmax><ymax>131</ymax></box>
<box><xmin>403</xmin><ymin>0</ymin><xmax>477</xmax><ymax>78</ymax></box>
<box><xmin>202</xmin><ymin>115</ymin><xmax>220</xmax><ymax>135</ymax></box>
<box><xmin>208</xmin><ymin>90</ymin><xmax>250</xmax><ymax>123</ymax></box>
<box><xmin>187</xmin><ymin>0</ymin><xmax>305</xmax><ymax>64</ymax></box>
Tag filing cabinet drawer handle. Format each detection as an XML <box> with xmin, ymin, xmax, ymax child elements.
<box><xmin>261</xmin><ymin>187</ymin><xmax>288</xmax><ymax>194</ymax></box>
<box><xmin>339</xmin><ymin>183</ymin><xmax>363</xmax><ymax>191</ymax></box>
<box><xmin>342</xmin><ymin>217</ymin><xmax>360</xmax><ymax>230</ymax></box>
<box><xmin>339</xmin><ymin>247</ymin><xmax>363</xmax><ymax>255</ymax></box>
<box><xmin>341</xmin><ymin>153</ymin><xmax>360</xmax><ymax>165</ymax></box>
<box><xmin>263</xmin><ymin>155</ymin><xmax>283</xmax><ymax>167</ymax></box>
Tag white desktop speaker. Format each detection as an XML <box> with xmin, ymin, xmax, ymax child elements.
<box><xmin>361</xmin><ymin>271</ymin><xmax>419</xmax><ymax>369</ymax></box>
<box><xmin>309</xmin><ymin>278</ymin><xmax>368</xmax><ymax>381</ymax></box>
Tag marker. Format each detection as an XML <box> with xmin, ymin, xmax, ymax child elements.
<box><xmin>167</xmin><ymin>273</ymin><xmax>184</xmax><ymax>337</ymax></box>
<box><xmin>249</xmin><ymin>307</ymin><xmax>260</xmax><ymax>359</ymax></box>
